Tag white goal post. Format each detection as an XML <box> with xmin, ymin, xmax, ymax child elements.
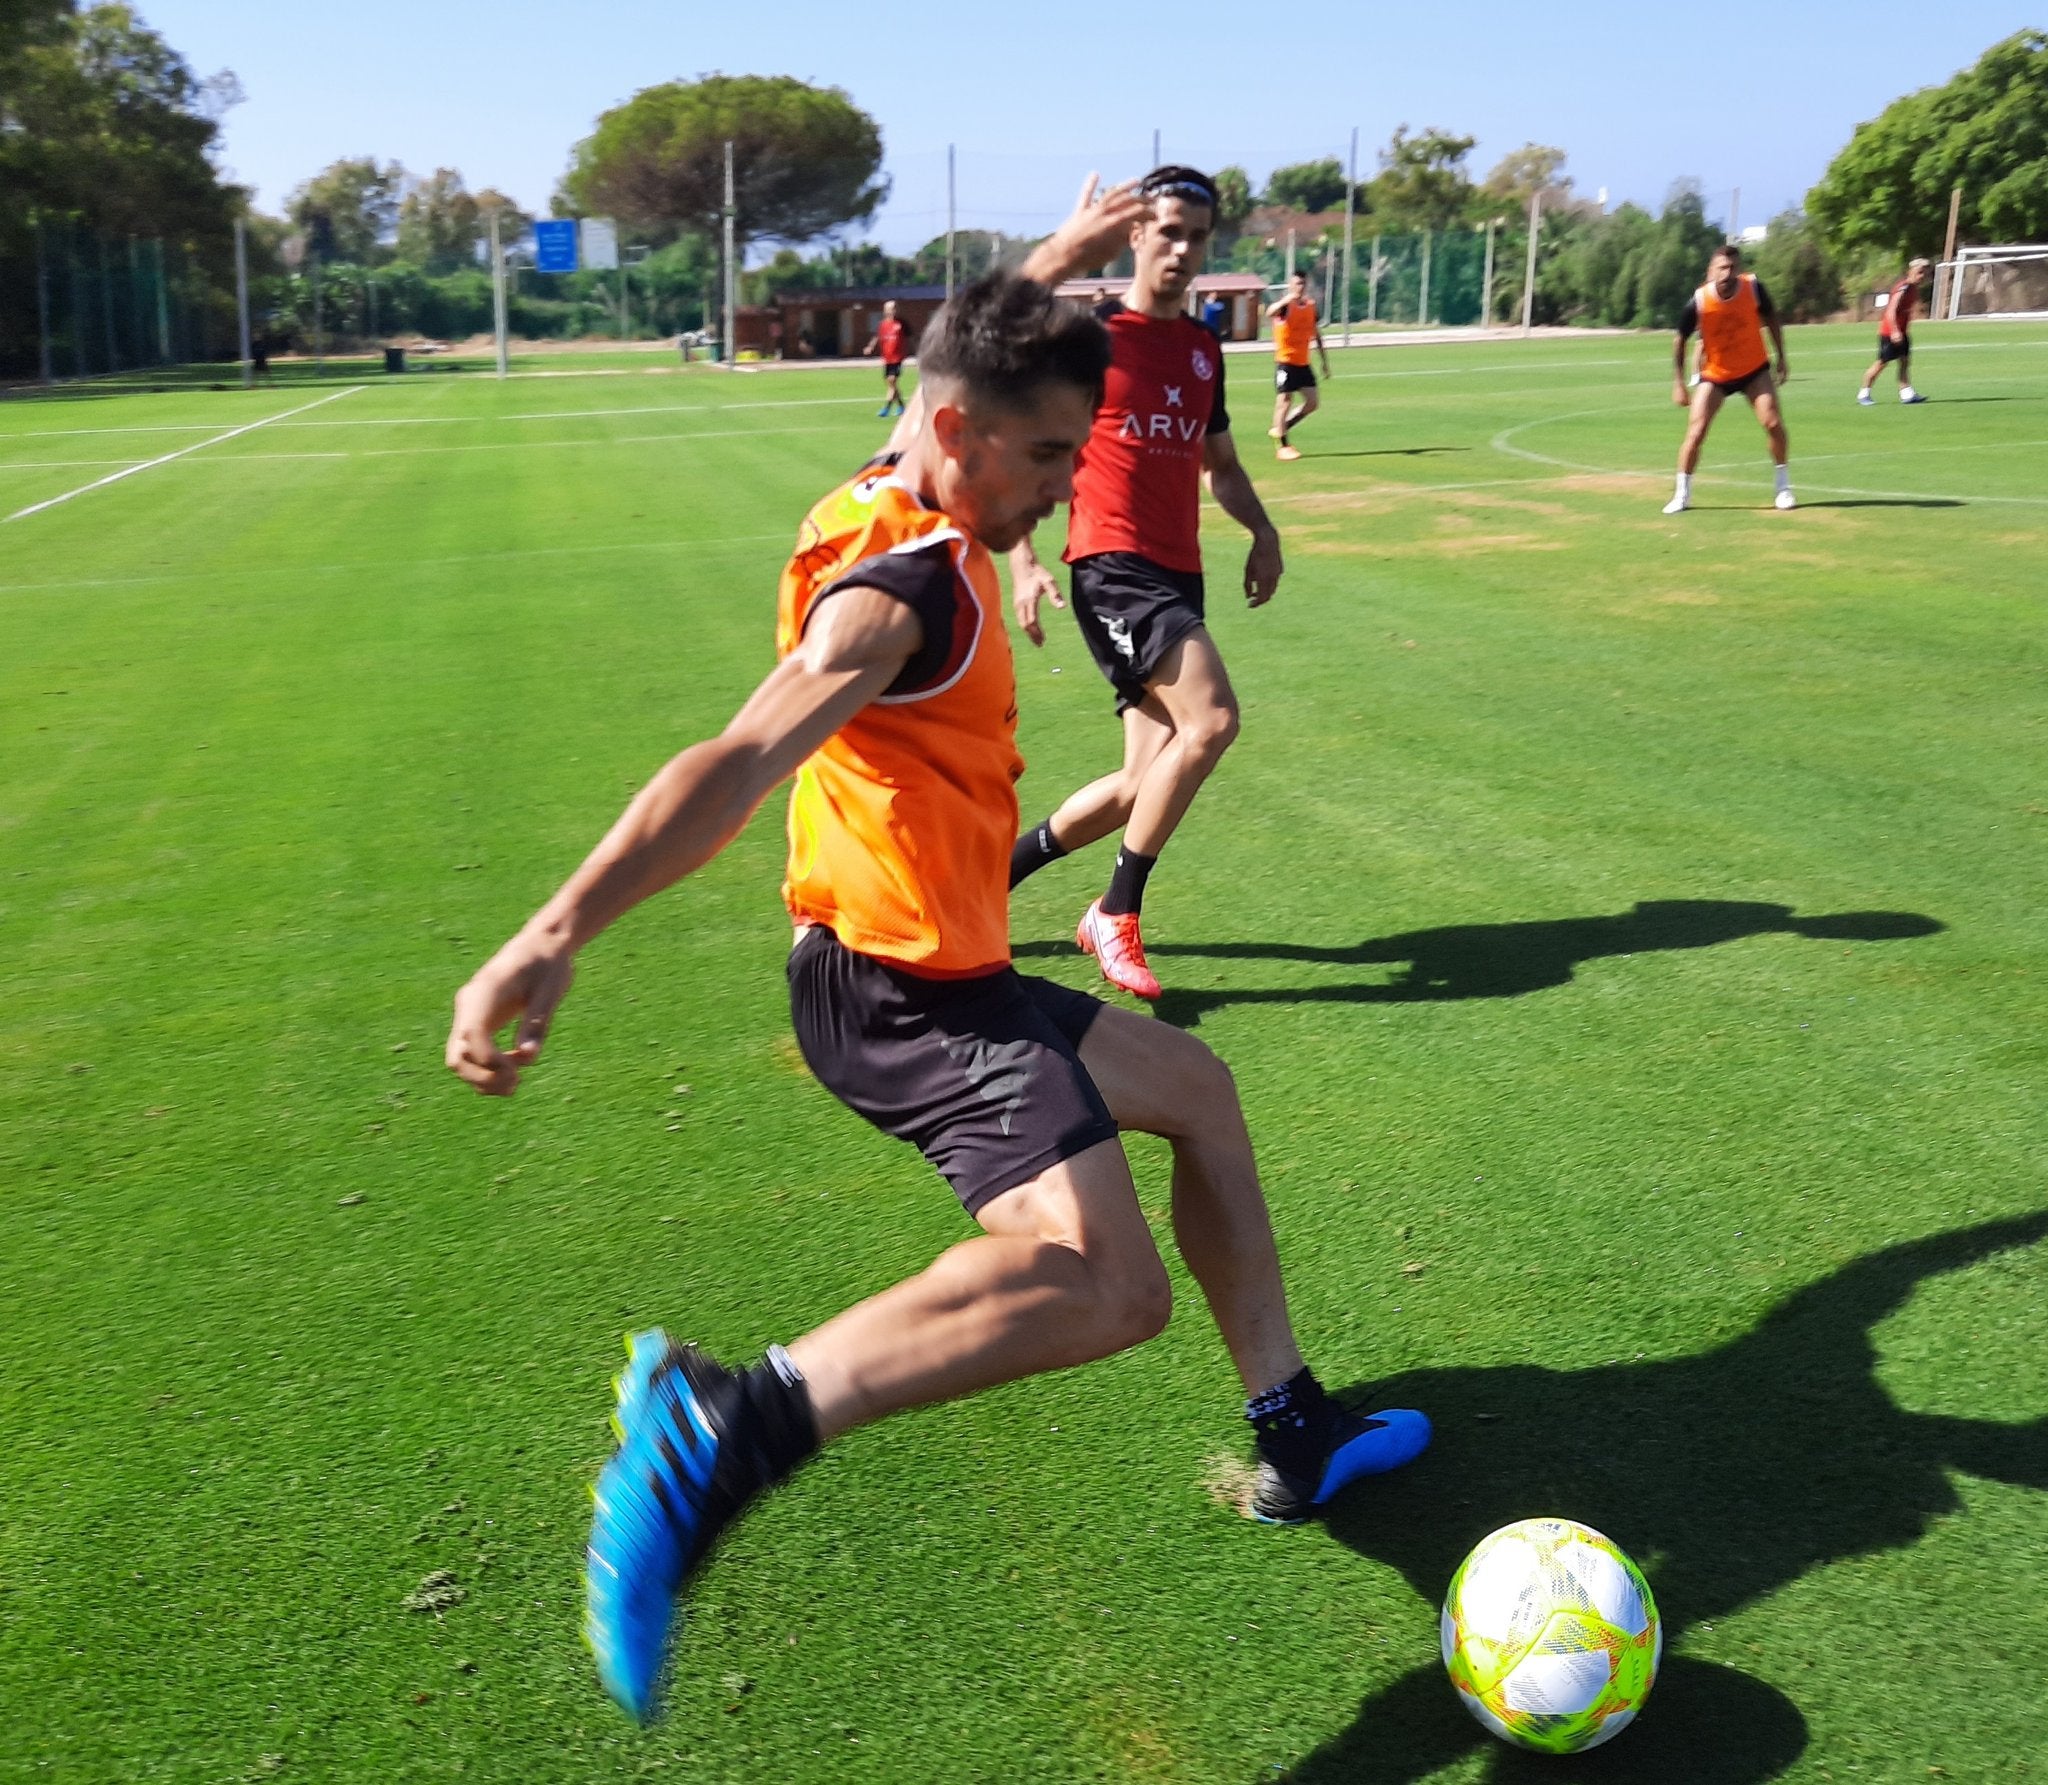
<box><xmin>1934</xmin><ymin>244</ymin><xmax>2048</xmax><ymax>321</ymax></box>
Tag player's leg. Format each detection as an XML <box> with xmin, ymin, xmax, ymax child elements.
<box><xmin>1013</xmin><ymin>697</ymin><xmax>1176</xmax><ymax>888</ymax></box>
<box><xmin>1075</xmin><ymin>632</ymin><xmax>1237</xmax><ymax>998</ymax></box>
<box><xmin>1666</xmin><ymin>380</ymin><xmax>1726</xmax><ymax>512</ymax></box>
<box><xmin>1121</xmin><ymin>630</ymin><xmax>1239</xmax><ymax>860</ymax></box>
<box><xmin>1285</xmin><ymin>383</ymin><xmax>1321</xmax><ymax>434</ymax></box>
<box><xmin>787</xmin><ymin>1138</ymin><xmax>1170</xmax><ymax>1437</ymax></box>
<box><xmin>1073</xmin><ymin>1001</ymin><xmax>1432</xmax><ymax>1517</ymax></box>
<box><xmin>1750</xmin><ymin>379</ymin><xmax>1795</xmax><ymax>508</ymax></box>
<box><xmin>1270</xmin><ymin>379</ymin><xmax>1291</xmax><ymax>441</ymax></box>
<box><xmin>1859</xmin><ymin>347</ymin><xmax>1885</xmax><ymax>403</ymax></box>
<box><xmin>1897</xmin><ymin>345</ymin><xmax>1923</xmax><ymax>403</ymax></box>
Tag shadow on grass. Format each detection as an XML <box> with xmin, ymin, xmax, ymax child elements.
<box><xmin>1799</xmin><ymin>497</ymin><xmax>1965</xmax><ymax>510</ymax></box>
<box><xmin>1026</xmin><ymin>899</ymin><xmax>1944</xmax><ymax>1029</ymax></box>
<box><xmin>1291</xmin><ymin>446</ymin><xmax>1471</xmax><ymax>460</ymax></box>
<box><xmin>1272</xmin><ymin>1209</ymin><xmax>2048</xmax><ymax>1782</ymax></box>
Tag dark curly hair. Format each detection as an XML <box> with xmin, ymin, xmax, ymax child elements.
<box><xmin>916</xmin><ymin>273</ymin><xmax>1111</xmax><ymax>411</ymax></box>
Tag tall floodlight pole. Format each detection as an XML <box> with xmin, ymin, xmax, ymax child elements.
<box><xmin>1368</xmin><ymin>232</ymin><xmax>1381</xmax><ymax>322</ymax></box>
<box><xmin>1418</xmin><ymin>226</ymin><xmax>1432</xmax><ymax>327</ymax></box>
<box><xmin>34</xmin><ymin>214</ymin><xmax>54</xmax><ymax>384</ymax></box>
<box><xmin>234</xmin><ymin>216</ymin><xmax>252</xmax><ymax>388</ymax></box>
<box><xmin>1151</xmin><ymin>128</ymin><xmax>1160</xmax><ymax>168</ymax></box>
<box><xmin>1520</xmin><ymin>190</ymin><xmax>1542</xmax><ymax>336</ymax></box>
<box><xmin>1481</xmin><ymin>218</ymin><xmax>1497</xmax><ymax>330</ymax></box>
<box><xmin>1341</xmin><ymin>126</ymin><xmax>1357</xmax><ymax>346</ymax></box>
<box><xmin>490</xmin><ymin>207</ymin><xmax>509</xmax><ymax>379</ymax></box>
<box><xmin>946</xmin><ymin>144</ymin><xmax>957</xmax><ymax>299</ymax></box>
<box><xmin>1285</xmin><ymin>228</ymin><xmax>1296</xmax><ymax>282</ymax></box>
<box><xmin>723</xmin><ymin>139</ymin><xmax>737</xmax><ymax>364</ymax></box>
<box><xmin>1729</xmin><ymin>187</ymin><xmax>1741</xmax><ymax>240</ymax></box>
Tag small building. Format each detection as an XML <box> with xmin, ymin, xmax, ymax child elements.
<box><xmin>1055</xmin><ymin>272</ymin><xmax>1269</xmax><ymax>342</ymax></box>
<box><xmin>759</xmin><ymin>285</ymin><xmax>949</xmax><ymax>360</ymax></box>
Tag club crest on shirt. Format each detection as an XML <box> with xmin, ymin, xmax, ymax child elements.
<box><xmin>1190</xmin><ymin>349</ymin><xmax>1214</xmax><ymax>382</ymax></box>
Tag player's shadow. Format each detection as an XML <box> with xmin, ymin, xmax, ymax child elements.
<box><xmin>1303</xmin><ymin>446</ymin><xmax>1470</xmax><ymax>460</ymax></box>
<box><xmin>1798</xmin><ymin>497</ymin><xmax>1964</xmax><ymax>509</ymax></box>
<box><xmin>1273</xmin><ymin>1209</ymin><xmax>2048</xmax><ymax>1783</ymax></box>
<box><xmin>1120</xmin><ymin>898</ymin><xmax>1942</xmax><ymax>1030</ymax></box>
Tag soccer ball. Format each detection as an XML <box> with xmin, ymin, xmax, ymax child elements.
<box><xmin>1440</xmin><ymin>1517</ymin><xmax>1661</xmax><ymax>1754</ymax></box>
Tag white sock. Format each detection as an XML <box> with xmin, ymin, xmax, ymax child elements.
<box><xmin>1774</xmin><ymin>463</ymin><xmax>1791</xmax><ymax>492</ymax></box>
<box><xmin>1674</xmin><ymin>472</ymin><xmax>1691</xmax><ymax>499</ymax></box>
<box><xmin>1900</xmin><ymin>384</ymin><xmax>1917</xmax><ymax>400</ymax></box>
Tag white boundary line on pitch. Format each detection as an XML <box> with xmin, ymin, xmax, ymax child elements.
<box><xmin>3</xmin><ymin>386</ymin><xmax>366</xmax><ymax>522</ymax></box>
<box><xmin>0</xmin><ymin>530</ymin><xmax>798</xmax><ymax>596</ymax></box>
<box><xmin>1489</xmin><ymin>406</ymin><xmax>2048</xmax><ymax>506</ymax></box>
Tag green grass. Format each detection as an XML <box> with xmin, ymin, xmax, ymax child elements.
<box><xmin>3</xmin><ymin>322</ymin><xmax>2045</xmax><ymax>1784</ymax></box>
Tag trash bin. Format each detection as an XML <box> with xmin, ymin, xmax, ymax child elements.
<box><xmin>383</xmin><ymin>346</ymin><xmax>406</xmax><ymax>374</ymax></box>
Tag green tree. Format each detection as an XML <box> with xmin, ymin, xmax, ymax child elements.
<box><xmin>561</xmin><ymin>73</ymin><xmax>885</xmax><ymax>254</ymax></box>
<box><xmin>1808</xmin><ymin>30</ymin><xmax>2048</xmax><ymax>255</ymax></box>
<box><xmin>288</xmin><ymin>156</ymin><xmax>404</xmax><ymax>264</ymax></box>
<box><xmin>1747</xmin><ymin>210</ymin><xmax>1845</xmax><ymax>322</ymax></box>
<box><xmin>1213</xmin><ymin>165</ymin><xmax>1253</xmax><ymax>229</ymax></box>
<box><xmin>1263</xmin><ymin>157</ymin><xmax>1349</xmax><ymax>214</ymax></box>
<box><xmin>395</xmin><ymin>167</ymin><xmax>479</xmax><ymax>271</ymax></box>
<box><xmin>1369</xmin><ymin>126</ymin><xmax>1478</xmax><ymax>231</ymax></box>
<box><xmin>1482</xmin><ymin>144</ymin><xmax>1571</xmax><ymax>212</ymax></box>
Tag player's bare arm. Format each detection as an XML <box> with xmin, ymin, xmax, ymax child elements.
<box><xmin>1672</xmin><ymin>328</ymin><xmax>1693</xmax><ymax>406</ymax></box>
<box><xmin>446</xmin><ymin>590</ymin><xmax>922</xmax><ymax>1096</ymax></box>
<box><xmin>1769</xmin><ymin>314</ymin><xmax>1790</xmax><ymax>382</ymax></box>
<box><xmin>1203</xmin><ymin>429</ymin><xmax>1283</xmax><ymax>606</ymax></box>
<box><xmin>1007</xmin><ymin>534</ymin><xmax>1066</xmax><ymax>646</ymax></box>
<box><xmin>1021</xmin><ymin>174</ymin><xmax>1151</xmax><ymax>286</ymax></box>
<box><xmin>1314</xmin><ymin>315</ymin><xmax>1332</xmax><ymax>377</ymax></box>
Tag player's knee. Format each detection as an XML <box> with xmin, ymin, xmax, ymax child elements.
<box><xmin>1187</xmin><ymin>703</ymin><xmax>1240</xmax><ymax>763</ymax></box>
<box><xmin>1103</xmin><ymin>1256</ymin><xmax>1174</xmax><ymax>1350</ymax></box>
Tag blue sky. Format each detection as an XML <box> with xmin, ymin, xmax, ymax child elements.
<box><xmin>149</xmin><ymin>0</ymin><xmax>2032</xmax><ymax>252</ymax></box>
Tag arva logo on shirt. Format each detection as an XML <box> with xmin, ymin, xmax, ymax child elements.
<box><xmin>1117</xmin><ymin>410</ymin><xmax>1206</xmax><ymax>443</ymax></box>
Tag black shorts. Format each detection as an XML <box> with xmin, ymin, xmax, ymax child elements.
<box><xmin>1709</xmin><ymin>362</ymin><xmax>1773</xmax><ymax>398</ymax></box>
<box><xmin>1276</xmin><ymin>362</ymin><xmax>1317</xmax><ymax>394</ymax></box>
<box><xmin>786</xmin><ymin>925</ymin><xmax>1118</xmax><ymax>1217</ymax></box>
<box><xmin>1877</xmin><ymin>333</ymin><xmax>1910</xmax><ymax>364</ymax></box>
<box><xmin>883</xmin><ymin>360</ymin><xmax>906</xmax><ymax>379</ymax></box>
<box><xmin>1067</xmin><ymin>552</ymin><xmax>1207</xmax><ymax>713</ymax></box>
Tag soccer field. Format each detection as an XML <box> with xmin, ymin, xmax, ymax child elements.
<box><xmin>4</xmin><ymin>323</ymin><xmax>2046</xmax><ymax>1783</ymax></box>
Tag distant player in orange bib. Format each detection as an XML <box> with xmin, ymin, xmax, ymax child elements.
<box><xmin>1266</xmin><ymin>270</ymin><xmax>1331</xmax><ymax>459</ymax></box>
<box><xmin>1667</xmin><ymin>243</ymin><xmax>1795</xmax><ymax>513</ymax></box>
<box><xmin>1859</xmin><ymin>259</ymin><xmax>1932</xmax><ymax>406</ymax></box>
<box><xmin>446</xmin><ymin>186</ymin><xmax>1429</xmax><ymax>1728</ymax></box>
<box><xmin>864</xmin><ymin>299</ymin><xmax>910</xmax><ymax>418</ymax></box>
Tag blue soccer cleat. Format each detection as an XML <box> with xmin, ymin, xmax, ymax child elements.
<box><xmin>585</xmin><ymin>1331</ymin><xmax>759</xmax><ymax>1722</ymax></box>
<box><xmin>1250</xmin><ymin>1405</ymin><xmax>1432</xmax><ymax>1524</ymax></box>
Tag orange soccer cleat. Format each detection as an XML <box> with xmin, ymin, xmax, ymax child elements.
<box><xmin>1077</xmin><ymin>900</ymin><xmax>1162</xmax><ymax>1000</ymax></box>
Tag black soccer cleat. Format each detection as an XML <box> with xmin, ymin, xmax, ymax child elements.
<box><xmin>1250</xmin><ymin>1404</ymin><xmax>1432</xmax><ymax>1524</ymax></box>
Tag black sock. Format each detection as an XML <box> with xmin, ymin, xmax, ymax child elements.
<box><xmin>1246</xmin><ymin>1366</ymin><xmax>1335</xmax><ymax>1482</ymax></box>
<box><xmin>732</xmin><ymin>1346</ymin><xmax>820</xmax><ymax>1489</ymax></box>
<box><xmin>1008</xmin><ymin>818</ymin><xmax>1069</xmax><ymax>890</ymax></box>
<box><xmin>1097</xmin><ymin>846</ymin><xmax>1156</xmax><ymax>917</ymax></box>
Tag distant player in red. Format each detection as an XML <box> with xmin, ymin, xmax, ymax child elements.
<box><xmin>1860</xmin><ymin>259</ymin><xmax>1932</xmax><ymax>406</ymax></box>
<box><xmin>1007</xmin><ymin>166</ymin><xmax>1284</xmax><ymax>1001</ymax></box>
<box><xmin>864</xmin><ymin>300</ymin><xmax>910</xmax><ymax>417</ymax></box>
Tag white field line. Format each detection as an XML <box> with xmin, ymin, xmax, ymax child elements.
<box><xmin>1490</xmin><ymin>406</ymin><xmax>2048</xmax><ymax>507</ymax></box>
<box><xmin>4</xmin><ymin>386</ymin><xmax>365</xmax><ymax>522</ymax></box>
<box><xmin>0</xmin><ymin>530</ymin><xmax>798</xmax><ymax>596</ymax></box>
<box><xmin>0</xmin><ymin>392</ymin><xmax>885</xmax><ymax>442</ymax></box>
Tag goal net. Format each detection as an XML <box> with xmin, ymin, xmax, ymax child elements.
<box><xmin>1936</xmin><ymin>245</ymin><xmax>2048</xmax><ymax>321</ymax></box>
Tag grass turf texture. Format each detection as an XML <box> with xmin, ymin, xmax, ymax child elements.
<box><xmin>2</xmin><ymin>323</ymin><xmax>2045</xmax><ymax>1784</ymax></box>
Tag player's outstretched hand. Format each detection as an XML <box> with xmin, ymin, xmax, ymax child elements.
<box><xmin>1244</xmin><ymin>528</ymin><xmax>1283</xmax><ymax>608</ymax></box>
<box><xmin>1022</xmin><ymin>175</ymin><xmax>1149</xmax><ymax>286</ymax></box>
<box><xmin>447</xmin><ymin>938</ymin><xmax>576</xmax><ymax>1096</ymax></box>
<box><xmin>1012</xmin><ymin>560</ymin><xmax>1066</xmax><ymax>646</ymax></box>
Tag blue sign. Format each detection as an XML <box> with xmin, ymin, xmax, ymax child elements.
<box><xmin>533</xmin><ymin>219</ymin><xmax>579</xmax><ymax>274</ymax></box>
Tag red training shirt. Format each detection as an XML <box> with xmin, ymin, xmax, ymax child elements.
<box><xmin>1064</xmin><ymin>300</ymin><xmax>1231</xmax><ymax>576</ymax></box>
<box><xmin>877</xmin><ymin>317</ymin><xmax>907</xmax><ymax>362</ymax></box>
<box><xmin>1881</xmin><ymin>278</ymin><xmax>1919</xmax><ymax>340</ymax></box>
